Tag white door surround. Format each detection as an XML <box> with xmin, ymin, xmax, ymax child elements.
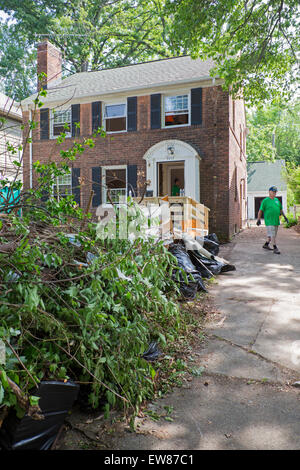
<box><xmin>143</xmin><ymin>139</ymin><xmax>201</xmax><ymax>201</ymax></box>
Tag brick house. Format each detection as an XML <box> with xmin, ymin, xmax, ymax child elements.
<box><xmin>21</xmin><ymin>40</ymin><xmax>247</xmax><ymax>240</ymax></box>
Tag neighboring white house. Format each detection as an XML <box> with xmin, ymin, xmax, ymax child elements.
<box><xmin>247</xmin><ymin>160</ymin><xmax>287</xmax><ymax>220</ymax></box>
<box><xmin>0</xmin><ymin>92</ymin><xmax>23</xmax><ymax>182</ymax></box>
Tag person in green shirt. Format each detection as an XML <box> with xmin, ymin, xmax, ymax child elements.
<box><xmin>171</xmin><ymin>179</ymin><xmax>180</xmax><ymax>196</ymax></box>
<box><xmin>256</xmin><ymin>186</ymin><xmax>289</xmax><ymax>254</ymax></box>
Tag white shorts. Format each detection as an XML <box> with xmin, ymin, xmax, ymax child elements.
<box><xmin>266</xmin><ymin>225</ymin><xmax>278</xmax><ymax>238</ymax></box>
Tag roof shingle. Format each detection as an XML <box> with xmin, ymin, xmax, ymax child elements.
<box><xmin>22</xmin><ymin>56</ymin><xmax>216</xmax><ymax>106</ymax></box>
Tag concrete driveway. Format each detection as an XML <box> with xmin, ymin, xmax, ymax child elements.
<box><xmin>206</xmin><ymin>224</ymin><xmax>300</xmax><ymax>376</ymax></box>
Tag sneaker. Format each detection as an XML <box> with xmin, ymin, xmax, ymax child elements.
<box><xmin>273</xmin><ymin>246</ymin><xmax>280</xmax><ymax>254</ymax></box>
<box><xmin>263</xmin><ymin>242</ymin><xmax>273</xmax><ymax>250</ymax></box>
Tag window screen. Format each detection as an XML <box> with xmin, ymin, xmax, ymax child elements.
<box><xmin>52</xmin><ymin>109</ymin><xmax>71</xmax><ymax>136</ymax></box>
<box><xmin>105</xmin><ymin>168</ymin><xmax>127</xmax><ymax>203</ymax></box>
<box><xmin>165</xmin><ymin>95</ymin><xmax>189</xmax><ymax>126</ymax></box>
<box><xmin>105</xmin><ymin>104</ymin><xmax>126</xmax><ymax>132</ymax></box>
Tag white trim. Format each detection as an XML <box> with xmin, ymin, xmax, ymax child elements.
<box><xmin>162</xmin><ymin>92</ymin><xmax>190</xmax><ymax>129</ymax></box>
<box><xmin>143</xmin><ymin>139</ymin><xmax>201</xmax><ymax>200</ymax></box>
<box><xmin>101</xmin><ymin>164</ymin><xmax>127</xmax><ymax>206</ymax></box>
<box><xmin>247</xmin><ymin>190</ymin><xmax>288</xmax><ymax>219</ymax></box>
<box><xmin>103</xmin><ymin>101</ymin><xmax>127</xmax><ymax>133</ymax></box>
<box><xmin>23</xmin><ymin>77</ymin><xmax>224</xmax><ymax>111</ymax></box>
<box><xmin>49</xmin><ymin>107</ymin><xmax>72</xmax><ymax>139</ymax></box>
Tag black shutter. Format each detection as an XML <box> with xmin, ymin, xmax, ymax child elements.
<box><xmin>191</xmin><ymin>88</ymin><xmax>202</xmax><ymax>125</ymax></box>
<box><xmin>40</xmin><ymin>108</ymin><xmax>49</xmax><ymax>140</ymax></box>
<box><xmin>127</xmin><ymin>165</ymin><xmax>137</xmax><ymax>196</ymax></box>
<box><xmin>127</xmin><ymin>96</ymin><xmax>137</xmax><ymax>132</ymax></box>
<box><xmin>71</xmin><ymin>104</ymin><xmax>80</xmax><ymax>137</ymax></box>
<box><xmin>92</xmin><ymin>166</ymin><xmax>102</xmax><ymax>207</ymax></box>
<box><xmin>92</xmin><ymin>101</ymin><xmax>102</xmax><ymax>133</ymax></box>
<box><xmin>72</xmin><ymin>168</ymin><xmax>81</xmax><ymax>205</ymax></box>
<box><xmin>151</xmin><ymin>94</ymin><xmax>161</xmax><ymax>129</ymax></box>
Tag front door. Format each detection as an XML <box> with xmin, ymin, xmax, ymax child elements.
<box><xmin>157</xmin><ymin>161</ymin><xmax>185</xmax><ymax>197</ymax></box>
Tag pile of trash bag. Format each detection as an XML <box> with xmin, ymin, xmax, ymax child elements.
<box><xmin>169</xmin><ymin>243</ymin><xmax>207</xmax><ymax>299</ymax></box>
<box><xmin>169</xmin><ymin>233</ymin><xmax>235</xmax><ymax>299</ymax></box>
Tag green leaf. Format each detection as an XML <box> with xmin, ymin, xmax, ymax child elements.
<box><xmin>0</xmin><ymin>369</ymin><xmax>9</xmax><ymax>390</ymax></box>
<box><xmin>29</xmin><ymin>395</ymin><xmax>40</xmax><ymax>406</ymax></box>
<box><xmin>158</xmin><ymin>332</ymin><xmax>166</xmax><ymax>345</ymax></box>
<box><xmin>0</xmin><ymin>383</ymin><xmax>4</xmax><ymax>404</ymax></box>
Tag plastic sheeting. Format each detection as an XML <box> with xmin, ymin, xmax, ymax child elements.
<box><xmin>142</xmin><ymin>342</ymin><xmax>162</xmax><ymax>362</ymax></box>
<box><xmin>0</xmin><ymin>381</ymin><xmax>79</xmax><ymax>450</ymax></box>
<box><xmin>169</xmin><ymin>243</ymin><xmax>207</xmax><ymax>299</ymax></box>
<box><xmin>203</xmin><ymin>233</ymin><xmax>220</xmax><ymax>256</ymax></box>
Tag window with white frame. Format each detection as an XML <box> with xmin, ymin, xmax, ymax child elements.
<box><xmin>53</xmin><ymin>173</ymin><xmax>72</xmax><ymax>199</ymax></box>
<box><xmin>103</xmin><ymin>167</ymin><xmax>127</xmax><ymax>203</ymax></box>
<box><xmin>51</xmin><ymin>108</ymin><xmax>71</xmax><ymax>137</ymax></box>
<box><xmin>104</xmin><ymin>104</ymin><xmax>126</xmax><ymax>132</ymax></box>
<box><xmin>164</xmin><ymin>94</ymin><xmax>189</xmax><ymax>127</ymax></box>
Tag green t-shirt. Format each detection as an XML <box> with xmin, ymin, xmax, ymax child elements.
<box><xmin>259</xmin><ymin>197</ymin><xmax>282</xmax><ymax>226</ymax></box>
<box><xmin>172</xmin><ymin>184</ymin><xmax>180</xmax><ymax>196</ymax></box>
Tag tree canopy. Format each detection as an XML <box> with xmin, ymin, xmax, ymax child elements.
<box><xmin>246</xmin><ymin>101</ymin><xmax>300</xmax><ymax>164</ymax></box>
<box><xmin>168</xmin><ymin>0</ymin><xmax>299</xmax><ymax>104</ymax></box>
<box><xmin>0</xmin><ymin>1</ymin><xmax>299</xmax><ymax>104</ymax></box>
<box><xmin>0</xmin><ymin>0</ymin><xmax>173</xmax><ymax>100</ymax></box>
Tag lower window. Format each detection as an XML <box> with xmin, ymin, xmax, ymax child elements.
<box><xmin>53</xmin><ymin>174</ymin><xmax>72</xmax><ymax>199</ymax></box>
<box><xmin>103</xmin><ymin>167</ymin><xmax>127</xmax><ymax>204</ymax></box>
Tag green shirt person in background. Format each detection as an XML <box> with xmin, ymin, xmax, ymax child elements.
<box><xmin>256</xmin><ymin>186</ymin><xmax>289</xmax><ymax>254</ymax></box>
<box><xmin>171</xmin><ymin>178</ymin><xmax>180</xmax><ymax>196</ymax></box>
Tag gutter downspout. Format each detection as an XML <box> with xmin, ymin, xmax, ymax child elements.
<box><xmin>29</xmin><ymin>108</ymin><xmax>32</xmax><ymax>189</ymax></box>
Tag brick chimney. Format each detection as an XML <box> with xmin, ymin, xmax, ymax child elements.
<box><xmin>37</xmin><ymin>40</ymin><xmax>62</xmax><ymax>91</ymax></box>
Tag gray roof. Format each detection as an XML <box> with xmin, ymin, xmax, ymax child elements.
<box><xmin>0</xmin><ymin>92</ymin><xmax>22</xmax><ymax>120</ymax></box>
<box><xmin>247</xmin><ymin>160</ymin><xmax>287</xmax><ymax>192</ymax></box>
<box><xmin>22</xmin><ymin>56</ymin><xmax>216</xmax><ymax>107</ymax></box>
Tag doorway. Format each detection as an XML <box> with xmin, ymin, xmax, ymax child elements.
<box><xmin>254</xmin><ymin>196</ymin><xmax>283</xmax><ymax>218</ymax></box>
<box><xmin>157</xmin><ymin>161</ymin><xmax>184</xmax><ymax>197</ymax></box>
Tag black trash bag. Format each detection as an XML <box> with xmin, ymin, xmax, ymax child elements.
<box><xmin>203</xmin><ymin>233</ymin><xmax>220</xmax><ymax>256</ymax></box>
<box><xmin>219</xmin><ymin>262</ymin><xmax>236</xmax><ymax>273</ymax></box>
<box><xmin>188</xmin><ymin>250</ymin><xmax>214</xmax><ymax>279</ymax></box>
<box><xmin>0</xmin><ymin>381</ymin><xmax>79</xmax><ymax>450</ymax></box>
<box><xmin>206</xmin><ymin>233</ymin><xmax>219</xmax><ymax>244</ymax></box>
<box><xmin>191</xmin><ymin>250</ymin><xmax>236</xmax><ymax>276</ymax></box>
<box><xmin>142</xmin><ymin>342</ymin><xmax>162</xmax><ymax>362</ymax></box>
<box><xmin>169</xmin><ymin>244</ymin><xmax>207</xmax><ymax>298</ymax></box>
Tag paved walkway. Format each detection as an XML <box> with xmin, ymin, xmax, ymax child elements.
<box><xmin>59</xmin><ymin>226</ymin><xmax>300</xmax><ymax>450</ymax></box>
<box><xmin>206</xmin><ymin>224</ymin><xmax>300</xmax><ymax>377</ymax></box>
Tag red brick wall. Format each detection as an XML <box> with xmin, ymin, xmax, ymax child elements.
<box><xmin>22</xmin><ymin>85</ymin><xmax>247</xmax><ymax>240</ymax></box>
<box><xmin>228</xmin><ymin>95</ymin><xmax>247</xmax><ymax>237</ymax></box>
<box><xmin>37</xmin><ymin>41</ymin><xmax>62</xmax><ymax>90</ymax></box>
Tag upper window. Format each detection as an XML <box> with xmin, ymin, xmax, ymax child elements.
<box><xmin>53</xmin><ymin>173</ymin><xmax>72</xmax><ymax>199</ymax></box>
<box><xmin>164</xmin><ymin>94</ymin><xmax>189</xmax><ymax>127</ymax></box>
<box><xmin>104</xmin><ymin>104</ymin><xmax>126</xmax><ymax>132</ymax></box>
<box><xmin>51</xmin><ymin>109</ymin><xmax>71</xmax><ymax>137</ymax></box>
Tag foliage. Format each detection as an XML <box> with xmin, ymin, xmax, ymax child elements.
<box><xmin>246</xmin><ymin>101</ymin><xmax>300</xmax><ymax>164</ymax></box>
<box><xmin>0</xmin><ymin>202</ymin><xmax>181</xmax><ymax>415</ymax></box>
<box><xmin>282</xmin><ymin>211</ymin><xmax>298</xmax><ymax>227</ymax></box>
<box><xmin>0</xmin><ymin>0</ymin><xmax>174</xmax><ymax>100</ymax></box>
<box><xmin>0</xmin><ymin>84</ymin><xmax>184</xmax><ymax>419</ymax></box>
<box><xmin>0</xmin><ymin>22</ymin><xmax>36</xmax><ymax>101</ymax></box>
<box><xmin>168</xmin><ymin>0</ymin><xmax>299</xmax><ymax>104</ymax></box>
<box><xmin>283</xmin><ymin>163</ymin><xmax>300</xmax><ymax>206</ymax></box>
